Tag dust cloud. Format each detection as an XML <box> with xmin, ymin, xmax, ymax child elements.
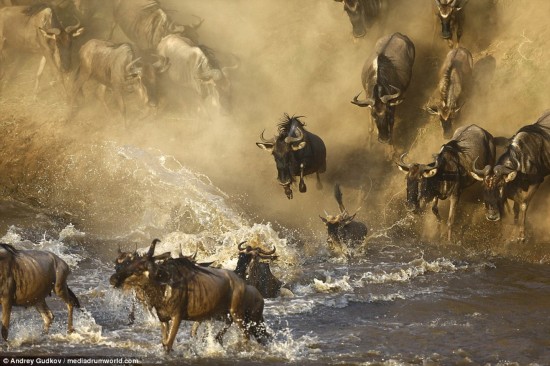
<box><xmin>0</xmin><ymin>0</ymin><xmax>549</xmax><ymax>259</ymax></box>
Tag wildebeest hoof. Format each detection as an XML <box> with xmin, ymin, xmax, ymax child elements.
<box><xmin>299</xmin><ymin>182</ymin><xmax>307</xmax><ymax>193</ymax></box>
<box><xmin>284</xmin><ymin>186</ymin><xmax>293</xmax><ymax>199</ymax></box>
<box><xmin>67</xmin><ymin>327</ymin><xmax>75</xmax><ymax>334</ymax></box>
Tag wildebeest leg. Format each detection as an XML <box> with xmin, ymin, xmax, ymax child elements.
<box><xmin>163</xmin><ymin>314</ymin><xmax>181</xmax><ymax>352</ymax></box>
<box><xmin>160</xmin><ymin>320</ymin><xmax>170</xmax><ymax>345</ymax></box>
<box><xmin>447</xmin><ymin>195</ymin><xmax>459</xmax><ymax>242</ymax></box>
<box><xmin>190</xmin><ymin>321</ymin><xmax>200</xmax><ymax>337</ymax></box>
<box><xmin>33</xmin><ymin>56</ymin><xmax>47</xmax><ymax>99</ymax></box>
<box><xmin>316</xmin><ymin>172</ymin><xmax>323</xmax><ymax>190</ymax></box>
<box><xmin>1</xmin><ymin>299</ymin><xmax>12</xmax><ymax>341</ymax></box>
<box><xmin>431</xmin><ymin>198</ymin><xmax>442</xmax><ymax>222</ymax></box>
<box><xmin>35</xmin><ymin>299</ymin><xmax>54</xmax><ymax>334</ymax></box>
<box><xmin>299</xmin><ymin>163</ymin><xmax>306</xmax><ymax>193</ymax></box>
<box><xmin>69</xmin><ymin>67</ymin><xmax>91</xmax><ymax>119</ymax></box>
<box><xmin>127</xmin><ymin>300</ymin><xmax>136</xmax><ymax>325</ymax></box>
<box><xmin>513</xmin><ymin>202</ymin><xmax>520</xmax><ymax>224</ymax></box>
<box><xmin>215</xmin><ymin>316</ymin><xmax>232</xmax><ymax>344</ymax></box>
<box><xmin>516</xmin><ymin>184</ymin><xmax>540</xmax><ymax>242</ymax></box>
<box><xmin>96</xmin><ymin>84</ymin><xmax>111</xmax><ymax>116</ymax></box>
<box><xmin>54</xmin><ymin>270</ymin><xmax>79</xmax><ymax>334</ymax></box>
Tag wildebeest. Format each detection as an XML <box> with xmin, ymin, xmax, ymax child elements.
<box><xmin>470</xmin><ymin>111</ymin><xmax>550</xmax><ymax>242</ymax></box>
<box><xmin>70</xmin><ymin>39</ymin><xmax>170</xmax><ymax>124</ymax></box>
<box><xmin>0</xmin><ymin>4</ymin><xmax>84</xmax><ymax>96</ymax></box>
<box><xmin>333</xmin><ymin>0</ymin><xmax>382</xmax><ymax>38</ymax></box>
<box><xmin>256</xmin><ymin>114</ymin><xmax>327</xmax><ymax>199</ymax></box>
<box><xmin>156</xmin><ymin>34</ymin><xmax>237</xmax><ymax>115</ymax></box>
<box><xmin>110</xmin><ymin>0</ymin><xmax>202</xmax><ymax>52</ymax></box>
<box><xmin>0</xmin><ymin>243</ymin><xmax>80</xmax><ymax>342</ymax></box>
<box><xmin>110</xmin><ymin>239</ymin><xmax>269</xmax><ymax>352</ymax></box>
<box><xmin>426</xmin><ymin>47</ymin><xmax>473</xmax><ymax>139</ymax></box>
<box><xmin>234</xmin><ymin>241</ymin><xmax>282</xmax><ymax>299</ymax></box>
<box><xmin>351</xmin><ymin>32</ymin><xmax>415</xmax><ymax>147</ymax></box>
<box><xmin>433</xmin><ymin>0</ymin><xmax>467</xmax><ymax>48</ymax></box>
<box><xmin>397</xmin><ymin>124</ymin><xmax>496</xmax><ymax>241</ymax></box>
<box><xmin>320</xmin><ymin>184</ymin><xmax>368</xmax><ymax>256</ymax></box>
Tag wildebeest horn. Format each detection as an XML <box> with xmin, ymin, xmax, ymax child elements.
<box><xmin>117</xmin><ymin>244</ymin><xmax>122</xmax><ymax>254</ymax></box>
<box><xmin>126</xmin><ymin>57</ymin><xmax>142</xmax><ymax>74</ymax></box>
<box><xmin>65</xmin><ymin>16</ymin><xmax>81</xmax><ymax>34</ymax></box>
<box><xmin>257</xmin><ymin>246</ymin><xmax>276</xmax><ymax>256</ymax></box>
<box><xmin>380</xmin><ymin>85</ymin><xmax>401</xmax><ymax>104</ymax></box>
<box><xmin>238</xmin><ymin>241</ymin><xmax>247</xmax><ymax>251</ymax></box>
<box><xmin>351</xmin><ymin>91</ymin><xmax>375</xmax><ymax>107</ymax></box>
<box><xmin>147</xmin><ymin>239</ymin><xmax>160</xmax><ymax>258</ymax></box>
<box><xmin>284</xmin><ymin>126</ymin><xmax>304</xmax><ymax>144</ymax></box>
<box><xmin>222</xmin><ymin>54</ymin><xmax>240</xmax><ymax>74</ymax></box>
<box><xmin>472</xmin><ymin>156</ymin><xmax>491</xmax><ymax>177</ymax></box>
<box><xmin>190</xmin><ymin>15</ymin><xmax>204</xmax><ymax>29</ymax></box>
<box><xmin>396</xmin><ymin>153</ymin><xmax>412</xmax><ymax>170</ymax></box>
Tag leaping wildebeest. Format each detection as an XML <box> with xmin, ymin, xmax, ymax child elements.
<box><xmin>110</xmin><ymin>239</ymin><xmax>269</xmax><ymax>352</ymax></box>
<box><xmin>351</xmin><ymin>32</ymin><xmax>415</xmax><ymax>148</ymax></box>
<box><xmin>0</xmin><ymin>243</ymin><xmax>81</xmax><ymax>342</ymax></box>
<box><xmin>432</xmin><ymin>0</ymin><xmax>467</xmax><ymax>48</ymax></box>
<box><xmin>157</xmin><ymin>34</ymin><xmax>237</xmax><ymax>115</ymax></box>
<box><xmin>70</xmin><ymin>39</ymin><xmax>170</xmax><ymax>125</ymax></box>
<box><xmin>397</xmin><ymin>124</ymin><xmax>496</xmax><ymax>241</ymax></box>
<box><xmin>470</xmin><ymin>111</ymin><xmax>550</xmax><ymax>242</ymax></box>
<box><xmin>320</xmin><ymin>184</ymin><xmax>368</xmax><ymax>257</ymax></box>
<box><xmin>110</xmin><ymin>0</ymin><xmax>203</xmax><ymax>52</ymax></box>
<box><xmin>333</xmin><ymin>0</ymin><xmax>382</xmax><ymax>39</ymax></box>
<box><xmin>0</xmin><ymin>3</ymin><xmax>84</xmax><ymax>96</ymax></box>
<box><xmin>235</xmin><ymin>241</ymin><xmax>282</xmax><ymax>299</ymax></box>
<box><xmin>256</xmin><ymin>114</ymin><xmax>327</xmax><ymax>199</ymax></box>
<box><xmin>426</xmin><ymin>47</ymin><xmax>473</xmax><ymax>139</ymax></box>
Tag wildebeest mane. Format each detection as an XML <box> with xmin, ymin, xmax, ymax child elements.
<box><xmin>375</xmin><ymin>54</ymin><xmax>401</xmax><ymax>92</ymax></box>
<box><xmin>0</xmin><ymin>242</ymin><xmax>18</xmax><ymax>256</ymax></box>
<box><xmin>277</xmin><ymin>114</ymin><xmax>306</xmax><ymax>136</ymax></box>
<box><xmin>163</xmin><ymin>256</ymin><xmax>213</xmax><ymax>276</ymax></box>
<box><xmin>197</xmin><ymin>45</ymin><xmax>220</xmax><ymax>69</ymax></box>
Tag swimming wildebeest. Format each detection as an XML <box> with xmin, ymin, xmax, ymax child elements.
<box><xmin>235</xmin><ymin>242</ymin><xmax>282</xmax><ymax>298</ymax></box>
<box><xmin>110</xmin><ymin>239</ymin><xmax>269</xmax><ymax>352</ymax></box>
<box><xmin>470</xmin><ymin>111</ymin><xmax>550</xmax><ymax>242</ymax></box>
<box><xmin>70</xmin><ymin>39</ymin><xmax>170</xmax><ymax>124</ymax></box>
<box><xmin>256</xmin><ymin>114</ymin><xmax>327</xmax><ymax>199</ymax></box>
<box><xmin>0</xmin><ymin>4</ymin><xmax>84</xmax><ymax>96</ymax></box>
<box><xmin>351</xmin><ymin>32</ymin><xmax>415</xmax><ymax>148</ymax></box>
<box><xmin>156</xmin><ymin>34</ymin><xmax>237</xmax><ymax>116</ymax></box>
<box><xmin>432</xmin><ymin>0</ymin><xmax>467</xmax><ymax>48</ymax></box>
<box><xmin>397</xmin><ymin>124</ymin><xmax>496</xmax><ymax>241</ymax></box>
<box><xmin>320</xmin><ymin>184</ymin><xmax>368</xmax><ymax>256</ymax></box>
<box><xmin>110</xmin><ymin>0</ymin><xmax>202</xmax><ymax>52</ymax></box>
<box><xmin>333</xmin><ymin>0</ymin><xmax>382</xmax><ymax>38</ymax></box>
<box><xmin>426</xmin><ymin>47</ymin><xmax>473</xmax><ymax>139</ymax></box>
<box><xmin>0</xmin><ymin>243</ymin><xmax>80</xmax><ymax>342</ymax></box>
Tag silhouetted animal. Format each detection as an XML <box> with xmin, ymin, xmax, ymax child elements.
<box><xmin>234</xmin><ymin>241</ymin><xmax>282</xmax><ymax>298</ymax></box>
<box><xmin>333</xmin><ymin>0</ymin><xmax>382</xmax><ymax>38</ymax></box>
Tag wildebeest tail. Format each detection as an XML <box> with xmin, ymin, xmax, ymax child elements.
<box><xmin>68</xmin><ymin>287</ymin><xmax>81</xmax><ymax>308</ymax></box>
<box><xmin>334</xmin><ymin>184</ymin><xmax>346</xmax><ymax>213</ymax></box>
<box><xmin>494</xmin><ymin>136</ymin><xmax>511</xmax><ymax>148</ymax></box>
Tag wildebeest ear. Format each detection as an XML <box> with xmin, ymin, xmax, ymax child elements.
<box><xmin>256</xmin><ymin>142</ymin><xmax>274</xmax><ymax>151</ymax></box>
<box><xmin>504</xmin><ymin>171</ymin><xmax>517</xmax><ymax>182</ymax></box>
<box><xmin>469</xmin><ymin>171</ymin><xmax>484</xmax><ymax>182</ymax></box>
<box><xmin>423</xmin><ymin>168</ymin><xmax>438</xmax><ymax>178</ymax></box>
<box><xmin>71</xmin><ymin>27</ymin><xmax>85</xmax><ymax>38</ymax></box>
<box><xmin>291</xmin><ymin>141</ymin><xmax>306</xmax><ymax>151</ymax></box>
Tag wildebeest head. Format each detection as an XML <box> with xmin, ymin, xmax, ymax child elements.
<box><xmin>197</xmin><ymin>47</ymin><xmax>238</xmax><ymax>114</ymax></box>
<box><xmin>256</xmin><ymin>116</ymin><xmax>307</xmax><ymax>197</ymax></box>
<box><xmin>433</xmin><ymin>0</ymin><xmax>465</xmax><ymax>40</ymax></box>
<box><xmin>396</xmin><ymin>153</ymin><xmax>439</xmax><ymax>213</ymax></box>
<box><xmin>334</xmin><ymin>0</ymin><xmax>367</xmax><ymax>38</ymax></box>
<box><xmin>426</xmin><ymin>101</ymin><xmax>463</xmax><ymax>139</ymax></box>
<box><xmin>470</xmin><ymin>156</ymin><xmax>519</xmax><ymax>221</ymax></box>
<box><xmin>320</xmin><ymin>212</ymin><xmax>359</xmax><ymax>243</ymax></box>
<box><xmin>137</xmin><ymin>54</ymin><xmax>171</xmax><ymax>108</ymax></box>
<box><xmin>234</xmin><ymin>241</ymin><xmax>278</xmax><ymax>280</ymax></box>
<box><xmin>110</xmin><ymin>239</ymin><xmax>170</xmax><ymax>289</ymax></box>
<box><xmin>37</xmin><ymin>11</ymin><xmax>85</xmax><ymax>73</ymax></box>
<box><xmin>169</xmin><ymin>16</ymin><xmax>204</xmax><ymax>46</ymax></box>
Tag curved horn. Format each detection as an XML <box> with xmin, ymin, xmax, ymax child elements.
<box><xmin>380</xmin><ymin>85</ymin><xmax>401</xmax><ymax>104</ymax></box>
<box><xmin>147</xmin><ymin>239</ymin><xmax>160</xmax><ymax>258</ymax></box>
<box><xmin>511</xmin><ymin>155</ymin><xmax>521</xmax><ymax>171</ymax></box>
<box><xmin>396</xmin><ymin>153</ymin><xmax>412</xmax><ymax>170</ymax></box>
<box><xmin>472</xmin><ymin>156</ymin><xmax>491</xmax><ymax>177</ymax></box>
<box><xmin>238</xmin><ymin>241</ymin><xmax>247</xmax><ymax>251</ymax></box>
<box><xmin>284</xmin><ymin>126</ymin><xmax>304</xmax><ymax>144</ymax></box>
<box><xmin>190</xmin><ymin>15</ymin><xmax>204</xmax><ymax>30</ymax></box>
<box><xmin>125</xmin><ymin>57</ymin><xmax>142</xmax><ymax>74</ymax></box>
<box><xmin>351</xmin><ymin>91</ymin><xmax>375</xmax><ymax>107</ymax></box>
<box><xmin>221</xmin><ymin>54</ymin><xmax>240</xmax><ymax>74</ymax></box>
<box><xmin>65</xmin><ymin>16</ymin><xmax>81</xmax><ymax>34</ymax></box>
<box><xmin>348</xmin><ymin>0</ymin><xmax>359</xmax><ymax>12</ymax></box>
<box><xmin>257</xmin><ymin>246</ymin><xmax>276</xmax><ymax>256</ymax></box>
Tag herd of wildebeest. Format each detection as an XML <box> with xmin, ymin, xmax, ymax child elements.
<box><xmin>0</xmin><ymin>0</ymin><xmax>549</xmax><ymax>355</ymax></box>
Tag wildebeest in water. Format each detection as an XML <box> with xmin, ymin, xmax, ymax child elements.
<box><xmin>0</xmin><ymin>3</ymin><xmax>84</xmax><ymax>96</ymax></box>
<box><xmin>320</xmin><ymin>184</ymin><xmax>368</xmax><ymax>258</ymax></box>
<box><xmin>0</xmin><ymin>243</ymin><xmax>81</xmax><ymax>342</ymax></box>
<box><xmin>397</xmin><ymin>124</ymin><xmax>496</xmax><ymax>241</ymax></box>
<box><xmin>351</xmin><ymin>32</ymin><xmax>415</xmax><ymax>150</ymax></box>
<box><xmin>426</xmin><ymin>47</ymin><xmax>473</xmax><ymax>139</ymax></box>
<box><xmin>234</xmin><ymin>241</ymin><xmax>282</xmax><ymax>299</ymax></box>
<box><xmin>257</xmin><ymin>114</ymin><xmax>327</xmax><ymax>199</ymax></box>
<box><xmin>333</xmin><ymin>0</ymin><xmax>382</xmax><ymax>39</ymax></box>
<box><xmin>470</xmin><ymin>111</ymin><xmax>550</xmax><ymax>242</ymax></box>
<box><xmin>110</xmin><ymin>239</ymin><xmax>269</xmax><ymax>352</ymax></box>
